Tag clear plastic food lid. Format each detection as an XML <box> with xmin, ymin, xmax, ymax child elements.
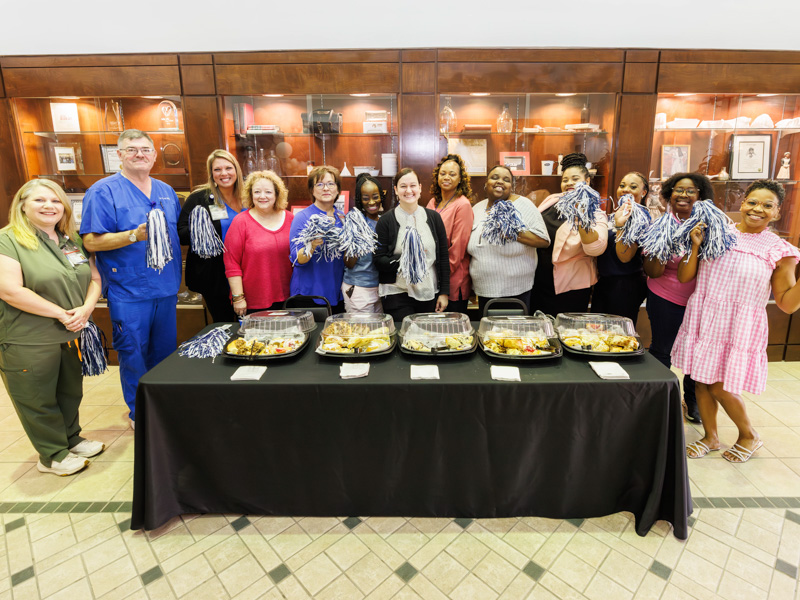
<box><xmin>399</xmin><ymin>312</ymin><xmax>473</xmax><ymax>339</ymax></box>
<box><xmin>478</xmin><ymin>315</ymin><xmax>555</xmax><ymax>340</ymax></box>
<box><xmin>321</xmin><ymin>313</ymin><xmax>395</xmax><ymax>338</ymax></box>
<box><xmin>554</xmin><ymin>313</ymin><xmax>636</xmax><ymax>337</ymax></box>
<box><xmin>240</xmin><ymin>310</ymin><xmax>316</xmax><ymax>338</ymax></box>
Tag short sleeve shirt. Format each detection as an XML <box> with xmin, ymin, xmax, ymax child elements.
<box><xmin>80</xmin><ymin>173</ymin><xmax>182</xmax><ymax>301</ymax></box>
<box><xmin>0</xmin><ymin>229</ymin><xmax>92</xmax><ymax>345</ymax></box>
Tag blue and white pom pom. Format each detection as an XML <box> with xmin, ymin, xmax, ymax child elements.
<box><xmin>80</xmin><ymin>321</ymin><xmax>108</xmax><ymax>377</ymax></box>
<box><xmin>339</xmin><ymin>209</ymin><xmax>377</xmax><ymax>258</ymax></box>
<box><xmin>673</xmin><ymin>201</ymin><xmax>737</xmax><ymax>261</ymax></box>
<box><xmin>555</xmin><ymin>181</ymin><xmax>601</xmax><ymax>231</ymax></box>
<box><xmin>146</xmin><ymin>207</ymin><xmax>174</xmax><ymax>272</ymax></box>
<box><xmin>616</xmin><ymin>194</ymin><xmax>652</xmax><ymax>247</ymax></box>
<box><xmin>292</xmin><ymin>214</ymin><xmax>342</xmax><ymax>262</ymax></box>
<box><xmin>640</xmin><ymin>212</ymin><xmax>679</xmax><ymax>264</ymax></box>
<box><xmin>481</xmin><ymin>200</ymin><xmax>527</xmax><ymax>245</ymax></box>
<box><xmin>178</xmin><ymin>324</ymin><xmax>233</xmax><ymax>359</ymax></box>
<box><xmin>190</xmin><ymin>205</ymin><xmax>225</xmax><ymax>258</ymax></box>
<box><xmin>398</xmin><ymin>226</ymin><xmax>427</xmax><ymax>285</ymax></box>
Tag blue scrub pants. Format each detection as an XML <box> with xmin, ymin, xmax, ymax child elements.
<box><xmin>109</xmin><ymin>296</ymin><xmax>177</xmax><ymax>420</ymax></box>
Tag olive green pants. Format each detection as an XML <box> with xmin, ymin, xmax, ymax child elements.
<box><xmin>0</xmin><ymin>341</ymin><xmax>84</xmax><ymax>467</ymax></box>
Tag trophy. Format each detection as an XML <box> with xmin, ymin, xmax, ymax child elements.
<box><xmin>158</xmin><ymin>100</ymin><xmax>180</xmax><ymax>131</ymax></box>
<box><xmin>104</xmin><ymin>100</ymin><xmax>124</xmax><ymax>131</ymax></box>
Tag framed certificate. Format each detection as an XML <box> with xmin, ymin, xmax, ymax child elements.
<box><xmin>100</xmin><ymin>144</ymin><xmax>122</xmax><ymax>173</ymax></box>
<box><xmin>730</xmin><ymin>134</ymin><xmax>771</xmax><ymax>180</ymax></box>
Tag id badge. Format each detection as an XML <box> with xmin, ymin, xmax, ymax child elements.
<box><xmin>209</xmin><ymin>205</ymin><xmax>228</xmax><ymax>221</ymax></box>
<box><xmin>63</xmin><ymin>248</ymin><xmax>89</xmax><ymax>266</ymax></box>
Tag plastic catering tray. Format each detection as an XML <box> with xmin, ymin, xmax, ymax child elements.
<box><xmin>223</xmin><ymin>311</ymin><xmax>311</xmax><ymax>360</ymax></box>
<box><xmin>398</xmin><ymin>312</ymin><xmax>477</xmax><ymax>356</ymax></box>
<box><xmin>316</xmin><ymin>313</ymin><xmax>396</xmax><ymax>358</ymax></box>
<box><xmin>478</xmin><ymin>315</ymin><xmax>562</xmax><ymax>360</ymax></box>
<box><xmin>555</xmin><ymin>313</ymin><xmax>644</xmax><ymax>357</ymax></box>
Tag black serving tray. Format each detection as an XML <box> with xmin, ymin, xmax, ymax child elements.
<box><xmin>222</xmin><ymin>333</ymin><xmax>309</xmax><ymax>361</ymax></box>
<box><xmin>315</xmin><ymin>333</ymin><xmax>397</xmax><ymax>358</ymax></box>
<box><xmin>398</xmin><ymin>333</ymin><xmax>478</xmax><ymax>357</ymax></box>
<box><xmin>558</xmin><ymin>334</ymin><xmax>645</xmax><ymax>358</ymax></box>
<box><xmin>478</xmin><ymin>336</ymin><xmax>563</xmax><ymax>361</ymax></box>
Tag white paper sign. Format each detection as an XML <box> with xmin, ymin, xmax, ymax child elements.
<box><xmin>50</xmin><ymin>102</ymin><xmax>81</xmax><ymax>132</ymax></box>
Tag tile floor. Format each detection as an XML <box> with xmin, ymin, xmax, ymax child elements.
<box><xmin>1</xmin><ymin>363</ymin><xmax>800</xmax><ymax>599</ymax></box>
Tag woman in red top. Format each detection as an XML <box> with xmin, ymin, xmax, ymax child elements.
<box><xmin>224</xmin><ymin>171</ymin><xmax>294</xmax><ymax>315</ymax></box>
<box><xmin>425</xmin><ymin>154</ymin><xmax>474</xmax><ymax>314</ymax></box>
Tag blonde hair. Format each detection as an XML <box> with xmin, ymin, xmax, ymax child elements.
<box><xmin>118</xmin><ymin>129</ymin><xmax>154</xmax><ymax>147</ymax></box>
<box><xmin>242</xmin><ymin>171</ymin><xmax>289</xmax><ymax>211</ymax></box>
<box><xmin>195</xmin><ymin>149</ymin><xmax>245</xmax><ymax>208</ymax></box>
<box><xmin>2</xmin><ymin>179</ymin><xmax>78</xmax><ymax>250</ymax></box>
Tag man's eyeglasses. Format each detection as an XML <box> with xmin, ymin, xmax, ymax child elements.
<box><xmin>120</xmin><ymin>147</ymin><xmax>154</xmax><ymax>156</ymax></box>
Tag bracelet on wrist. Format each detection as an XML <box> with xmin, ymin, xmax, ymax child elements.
<box><xmin>231</xmin><ymin>294</ymin><xmax>245</xmax><ymax>303</ymax></box>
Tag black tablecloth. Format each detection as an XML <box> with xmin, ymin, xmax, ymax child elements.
<box><xmin>132</xmin><ymin>327</ymin><xmax>691</xmax><ymax>538</ymax></box>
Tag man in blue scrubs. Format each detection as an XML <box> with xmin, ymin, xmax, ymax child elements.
<box><xmin>80</xmin><ymin>130</ymin><xmax>182</xmax><ymax>428</ymax></box>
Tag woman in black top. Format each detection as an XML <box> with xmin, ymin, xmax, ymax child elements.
<box><xmin>177</xmin><ymin>150</ymin><xmax>244</xmax><ymax>322</ymax></box>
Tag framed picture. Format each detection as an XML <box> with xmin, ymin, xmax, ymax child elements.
<box><xmin>731</xmin><ymin>134</ymin><xmax>771</xmax><ymax>180</ymax></box>
<box><xmin>54</xmin><ymin>146</ymin><xmax>77</xmax><ymax>172</ymax></box>
<box><xmin>334</xmin><ymin>191</ymin><xmax>350</xmax><ymax>215</ymax></box>
<box><xmin>50</xmin><ymin>102</ymin><xmax>80</xmax><ymax>132</ymax></box>
<box><xmin>100</xmin><ymin>144</ymin><xmax>122</xmax><ymax>173</ymax></box>
<box><xmin>499</xmin><ymin>151</ymin><xmax>531</xmax><ymax>176</ymax></box>
<box><xmin>661</xmin><ymin>145</ymin><xmax>690</xmax><ymax>180</ymax></box>
<box><xmin>447</xmin><ymin>138</ymin><xmax>487</xmax><ymax>176</ymax></box>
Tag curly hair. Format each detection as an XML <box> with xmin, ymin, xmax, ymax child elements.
<box><xmin>744</xmin><ymin>179</ymin><xmax>786</xmax><ymax>206</ymax></box>
<box><xmin>560</xmin><ymin>152</ymin><xmax>589</xmax><ymax>177</ymax></box>
<box><xmin>429</xmin><ymin>154</ymin><xmax>472</xmax><ymax>202</ymax></box>
<box><xmin>242</xmin><ymin>170</ymin><xmax>289</xmax><ymax>211</ymax></box>
<box><xmin>660</xmin><ymin>172</ymin><xmax>714</xmax><ymax>202</ymax></box>
<box><xmin>354</xmin><ymin>173</ymin><xmax>385</xmax><ymax>214</ymax></box>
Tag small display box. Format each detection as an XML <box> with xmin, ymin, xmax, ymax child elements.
<box><xmin>555</xmin><ymin>313</ymin><xmax>643</xmax><ymax>357</ymax></box>
<box><xmin>399</xmin><ymin>312</ymin><xmax>476</xmax><ymax>356</ymax></box>
<box><xmin>317</xmin><ymin>313</ymin><xmax>396</xmax><ymax>356</ymax></box>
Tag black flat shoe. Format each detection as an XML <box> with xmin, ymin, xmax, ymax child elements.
<box><xmin>685</xmin><ymin>403</ymin><xmax>702</xmax><ymax>424</ymax></box>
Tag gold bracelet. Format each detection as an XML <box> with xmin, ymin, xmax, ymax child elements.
<box><xmin>231</xmin><ymin>294</ymin><xmax>245</xmax><ymax>303</ymax></box>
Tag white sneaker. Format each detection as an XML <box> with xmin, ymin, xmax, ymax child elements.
<box><xmin>130</xmin><ymin>419</ymin><xmax>135</xmax><ymax>431</ymax></box>
<box><xmin>37</xmin><ymin>453</ymin><xmax>89</xmax><ymax>476</ymax></box>
<box><xmin>69</xmin><ymin>439</ymin><xmax>105</xmax><ymax>458</ymax></box>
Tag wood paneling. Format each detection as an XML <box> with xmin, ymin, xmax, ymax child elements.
<box><xmin>3</xmin><ymin>66</ymin><xmax>182</xmax><ymax>97</ymax></box>
<box><xmin>767</xmin><ymin>303</ymin><xmax>791</xmax><ymax>345</ymax></box>
<box><xmin>438</xmin><ymin>49</ymin><xmax>624</xmax><ymax>63</ymax></box>
<box><xmin>0</xmin><ymin>68</ymin><xmax>5</xmax><ymax>97</ymax></box>
<box><xmin>626</xmin><ymin>50</ymin><xmax>659</xmax><ymax>63</ymax></box>
<box><xmin>215</xmin><ymin>63</ymin><xmax>400</xmax><ymax>95</ymax></box>
<box><xmin>767</xmin><ymin>345</ymin><xmax>785</xmax><ymax>362</ymax></box>
<box><xmin>0</xmin><ymin>54</ymin><xmax>177</xmax><ymax>68</ymax></box>
<box><xmin>402</xmin><ymin>49</ymin><xmax>436</xmax><ymax>62</ymax></box>
<box><xmin>0</xmin><ymin>99</ymin><xmax>25</xmax><ymax>227</ymax></box>
<box><xmin>400</xmin><ymin>95</ymin><xmax>437</xmax><ymax>198</ymax></box>
<box><xmin>214</xmin><ymin>50</ymin><xmax>400</xmax><ymax>65</ymax></box>
<box><xmin>181</xmin><ymin>65</ymin><xmax>215</xmax><ymax>96</ymax></box>
<box><xmin>183</xmin><ymin>96</ymin><xmax>223</xmax><ymax>188</ymax></box>
<box><xmin>661</xmin><ymin>50</ymin><xmax>800</xmax><ymax>64</ymax></box>
<box><xmin>658</xmin><ymin>64</ymin><xmax>800</xmax><ymax>93</ymax></box>
<box><xmin>611</xmin><ymin>94</ymin><xmax>658</xmax><ymax>197</ymax></box>
<box><xmin>785</xmin><ymin>345</ymin><xmax>800</xmax><ymax>362</ymax></box>
<box><xmin>788</xmin><ymin>312</ymin><xmax>800</xmax><ymax>344</ymax></box>
<box><xmin>402</xmin><ymin>63</ymin><xmax>435</xmax><ymax>94</ymax></box>
<box><xmin>438</xmin><ymin>63</ymin><xmax>623</xmax><ymax>93</ymax></box>
<box><xmin>179</xmin><ymin>54</ymin><xmax>212</xmax><ymax>65</ymax></box>
<box><xmin>623</xmin><ymin>62</ymin><xmax>657</xmax><ymax>94</ymax></box>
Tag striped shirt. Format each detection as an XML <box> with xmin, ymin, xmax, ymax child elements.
<box><xmin>467</xmin><ymin>197</ymin><xmax>550</xmax><ymax>298</ymax></box>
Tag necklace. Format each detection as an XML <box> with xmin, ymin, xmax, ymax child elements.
<box><xmin>437</xmin><ymin>191</ymin><xmax>457</xmax><ymax>213</ymax></box>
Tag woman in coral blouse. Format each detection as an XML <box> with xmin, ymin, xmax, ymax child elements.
<box><xmin>426</xmin><ymin>154</ymin><xmax>474</xmax><ymax>314</ymax></box>
<box><xmin>224</xmin><ymin>171</ymin><xmax>294</xmax><ymax>315</ymax></box>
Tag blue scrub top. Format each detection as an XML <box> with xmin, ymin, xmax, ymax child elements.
<box><xmin>80</xmin><ymin>173</ymin><xmax>182</xmax><ymax>301</ymax></box>
<box><xmin>220</xmin><ymin>202</ymin><xmax>241</xmax><ymax>241</ymax></box>
<box><xmin>289</xmin><ymin>204</ymin><xmax>345</xmax><ymax>305</ymax></box>
<box><xmin>343</xmin><ymin>215</ymin><xmax>379</xmax><ymax>287</ymax></box>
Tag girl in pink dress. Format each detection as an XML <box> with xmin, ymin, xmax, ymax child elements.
<box><xmin>672</xmin><ymin>180</ymin><xmax>800</xmax><ymax>463</ymax></box>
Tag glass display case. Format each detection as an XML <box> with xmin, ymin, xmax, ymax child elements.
<box><xmin>11</xmin><ymin>96</ymin><xmax>190</xmax><ymax>193</ymax></box>
<box><xmin>650</xmin><ymin>94</ymin><xmax>800</xmax><ymax>243</ymax></box>
<box><xmin>437</xmin><ymin>93</ymin><xmax>616</xmax><ymax>201</ymax></box>
<box><xmin>222</xmin><ymin>94</ymin><xmax>397</xmax><ymax>211</ymax></box>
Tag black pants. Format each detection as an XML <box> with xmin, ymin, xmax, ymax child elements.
<box><xmin>447</xmin><ymin>288</ymin><xmax>469</xmax><ymax>315</ymax></box>
<box><xmin>646</xmin><ymin>290</ymin><xmax>696</xmax><ymax>408</ymax></box>
<box><xmin>381</xmin><ymin>293</ymin><xmax>436</xmax><ymax>322</ymax></box>
<box><xmin>529</xmin><ymin>286</ymin><xmax>592</xmax><ymax>319</ymax></box>
<box><xmin>203</xmin><ymin>291</ymin><xmax>238</xmax><ymax>323</ymax></box>
<box><xmin>591</xmin><ymin>273</ymin><xmax>648</xmax><ymax>327</ymax></box>
<box><xmin>478</xmin><ymin>289</ymin><xmax>532</xmax><ymax>316</ymax></box>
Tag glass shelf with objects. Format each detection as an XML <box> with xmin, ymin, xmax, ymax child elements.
<box><xmin>650</xmin><ymin>93</ymin><xmax>800</xmax><ymax>243</ymax></box>
<box><xmin>222</xmin><ymin>94</ymin><xmax>398</xmax><ymax>211</ymax></box>
<box><xmin>437</xmin><ymin>93</ymin><xmax>615</xmax><ymax>203</ymax></box>
<box><xmin>11</xmin><ymin>96</ymin><xmax>190</xmax><ymax>193</ymax></box>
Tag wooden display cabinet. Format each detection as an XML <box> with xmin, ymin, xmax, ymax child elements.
<box><xmin>11</xmin><ymin>95</ymin><xmax>190</xmax><ymax>193</ymax></box>
<box><xmin>437</xmin><ymin>93</ymin><xmax>616</xmax><ymax>203</ymax></box>
<box><xmin>651</xmin><ymin>93</ymin><xmax>800</xmax><ymax>244</ymax></box>
<box><xmin>222</xmin><ymin>93</ymin><xmax>398</xmax><ymax>210</ymax></box>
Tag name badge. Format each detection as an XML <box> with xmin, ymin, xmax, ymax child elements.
<box><xmin>209</xmin><ymin>205</ymin><xmax>228</xmax><ymax>221</ymax></box>
<box><xmin>63</xmin><ymin>247</ymin><xmax>89</xmax><ymax>267</ymax></box>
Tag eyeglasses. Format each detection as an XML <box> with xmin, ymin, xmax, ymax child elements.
<box><xmin>315</xmin><ymin>182</ymin><xmax>338</xmax><ymax>190</ymax></box>
<box><xmin>120</xmin><ymin>147</ymin><xmax>154</xmax><ymax>156</ymax></box>
<box><xmin>743</xmin><ymin>199</ymin><xmax>777</xmax><ymax>210</ymax></box>
<box><xmin>672</xmin><ymin>187</ymin><xmax>698</xmax><ymax>197</ymax></box>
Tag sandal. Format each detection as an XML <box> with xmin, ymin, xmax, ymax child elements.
<box><xmin>723</xmin><ymin>440</ymin><xmax>763</xmax><ymax>463</ymax></box>
<box><xmin>686</xmin><ymin>440</ymin><xmax>718</xmax><ymax>459</ymax></box>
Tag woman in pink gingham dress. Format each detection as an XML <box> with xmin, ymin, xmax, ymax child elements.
<box><xmin>672</xmin><ymin>180</ymin><xmax>800</xmax><ymax>463</ymax></box>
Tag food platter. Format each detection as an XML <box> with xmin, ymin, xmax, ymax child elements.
<box><xmin>398</xmin><ymin>312</ymin><xmax>477</xmax><ymax>356</ymax></box>
<box><xmin>477</xmin><ymin>315</ymin><xmax>563</xmax><ymax>361</ymax></box>
<box><xmin>555</xmin><ymin>313</ymin><xmax>645</xmax><ymax>358</ymax></box>
<box><xmin>316</xmin><ymin>313</ymin><xmax>397</xmax><ymax>358</ymax></box>
<box><xmin>223</xmin><ymin>333</ymin><xmax>309</xmax><ymax>361</ymax></box>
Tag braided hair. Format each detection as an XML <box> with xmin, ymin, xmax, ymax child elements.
<box><xmin>354</xmin><ymin>172</ymin><xmax>385</xmax><ymax>214</ymax></box>
<box><xmin>560</xmin><ymin>152</ymin><xmax>589</xmax><ymax>177</ymax></box>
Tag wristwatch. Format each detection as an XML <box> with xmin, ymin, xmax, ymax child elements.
<box><xmin>128</xmin><ymin>230</ymin><xmax>137</xmax><ymax>243</ymax></box>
